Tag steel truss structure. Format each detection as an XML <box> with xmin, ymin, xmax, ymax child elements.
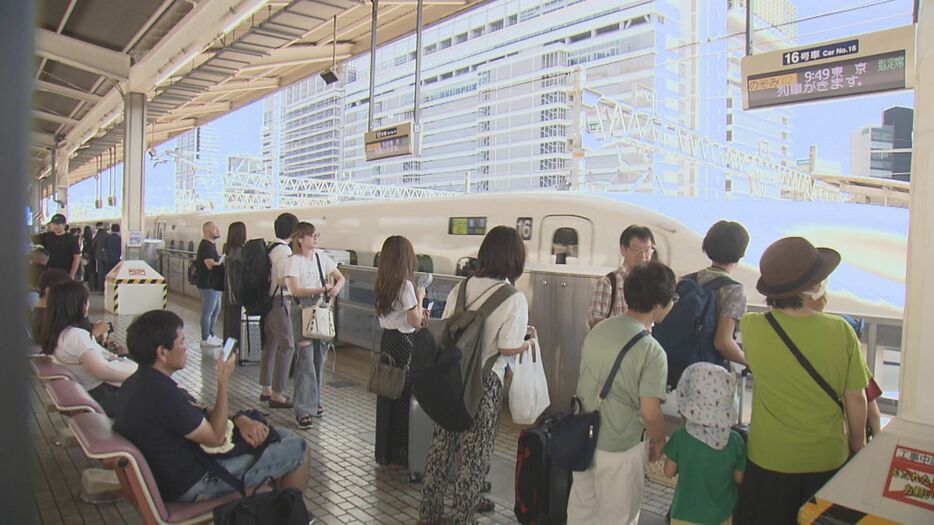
<box><xmin>578</xmin><ymin>90</ymin><xmax>845</xmax><ymax>202</ymax></box>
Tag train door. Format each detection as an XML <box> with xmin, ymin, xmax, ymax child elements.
<box><xmin>538</xmin><ymin>215</ymin><xmax>593</xmax><ymax>266</ymax></box>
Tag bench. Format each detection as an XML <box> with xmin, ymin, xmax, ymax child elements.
<box><xmin>29</xmin><ymin>355</ymin><xmax>77</xmax><ymax>382</ymax></box>
<box><xmin>68</xmin><ymin>412</ymin><xmax>269</xmax><ymax>525</ymax></box>
<box><xmin>43</xmin><ymin>380</ymin><xmax>122</xmax><ymax>502</ymax></box>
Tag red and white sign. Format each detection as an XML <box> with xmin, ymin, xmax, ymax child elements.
<box><xmin>883</xmin><ymin>445</ymin><xmax>934</xmax><ymax>511</ymax></box>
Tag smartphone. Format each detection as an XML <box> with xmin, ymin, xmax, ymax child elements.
<box><xmin>221</xmin><ymin>338</ymin><xmax>238</xmax><ymax>361</ymax></box>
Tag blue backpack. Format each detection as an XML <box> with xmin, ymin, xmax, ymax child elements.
<box><xmin>653</xmin><ymin>272</ymin><xmax>737</xmax><ymax>388</ymax></box>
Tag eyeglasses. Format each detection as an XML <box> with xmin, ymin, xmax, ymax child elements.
<box><xmin>627</xmin><ymin>246</ymin><xmax>655</xmax><ymax>256</ymax></box>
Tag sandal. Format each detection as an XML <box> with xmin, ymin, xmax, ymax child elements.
<box><xmin>296</xmin><ymin>415</ymin><xmax>314</xmax><ymax>429</ymax></box>
<box><xmin>314</xmin><ymin>406</ymin><xmax>324</xmax><ymax>417</ymax></box>
<box><xmin>269</xmin><ymin>397</ymin><xmax>293</xmax><ymax>409</ymax></box>
<box><xmin>259</xmin><ymin>393</ymin><xmax>271</xmax><ymax>402</ymax></box>
<box><xmin>476</xmin><ymin>496</ymin><xmax>495</xmax><ymax>513</ymax></box>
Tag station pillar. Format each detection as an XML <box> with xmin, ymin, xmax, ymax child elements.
<box><xmin>900</xmin><ymin>0</ymin><xmax>934</xmax><ymax>427</ymax></box>
<box><xmin>798</xmin><ymin>9</ymin><xmax>934</xmax><ymax>523</ymax></box>
<box><xmin>122</xmin><ymin>92</ymin><xmax>146</xmax><ymax>261</ymax></box>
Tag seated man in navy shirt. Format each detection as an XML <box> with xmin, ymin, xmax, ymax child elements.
<box><xmin>115</xmin><ymin>310</ymin><xmax>311</xmax><ymax>503</ymax></box>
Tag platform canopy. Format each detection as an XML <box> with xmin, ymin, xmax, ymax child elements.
<box><xmin>31</xmin><ymin>0</ymin><xmax>485</xmax><ymax>186</ymax></box>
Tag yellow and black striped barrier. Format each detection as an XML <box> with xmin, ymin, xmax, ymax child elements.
<box><xmin>799</xmin><ymin>497</ymin><xmax>900</xmax><ymax>525</ymax></box>
<box><xmin>112</xmin><ymin>278</ymin><xmax>166</xmax><ymax>285</ymax></box>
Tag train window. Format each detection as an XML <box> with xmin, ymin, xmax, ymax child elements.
<box><xmin>373</xmin><ymin>252</ymin><xmax>381</xmax><ymax>267</ymax></box>
<box><xmin>456</xmin><ymin>257</ymin><xmax>479</xmax><ymax>277</ymax></box>
<box><xmin>170</xmin><ymin>240</ymin><xmax>176</xmax><ymax>249</ymax></box>
<box><xmin>551</xmin><ymin>227</ymin><xmax>579</xmax><ymax>264</ymax></box>
<box><xmin>416</xmin><ymin>254</ymin><xmax>434</xmax><ymax>273</ymax></box>
<box><xmin>346</xmin><ymin>250</ymin><xmax>358</xmax><ymax>265</ymax></box>
<box><xmin>187</xmin><ymin>241</ymin><xmax>194</xmax><ymax>252</ymax></box>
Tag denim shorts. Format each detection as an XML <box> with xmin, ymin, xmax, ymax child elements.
<box><xmin>177</xmin><ymin>427</ymin><xmax>307</xmax><ymax>502</ymax></box>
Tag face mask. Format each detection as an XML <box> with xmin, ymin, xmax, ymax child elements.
<box><xmin>802</xmin><ymin>278</ymin><xmax>829</xmax><ymax>300</ymax></box>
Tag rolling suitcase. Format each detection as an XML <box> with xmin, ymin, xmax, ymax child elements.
<box><xmin>408</xmin><ymin>397</ymin><xmax>435</xmax><ymax>482</ymax></box>
<box><xmin>733</xmin><ymin>367</ymin><xmax>751</xmax><ymax>441</ymax></box>
<box><xmin>238</xmin><ymin>314</ymin><xmax>263</xmax><ymax>364</ymax></box>
<box><xmin>514</xmin><ymin>423</ymin><xmax>571</xmax><ymax>524</ymax></box>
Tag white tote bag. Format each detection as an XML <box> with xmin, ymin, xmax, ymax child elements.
<box><xmin>302</xmin><ymin>299</ymin><xmax>335</xmax><ymax>341</ymax></box>
<box><xmin>509</xmin><ymin>339</ymin><xmax>551</xmax><ymax>425</ymax></box>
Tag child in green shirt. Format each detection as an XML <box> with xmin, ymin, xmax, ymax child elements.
<box><xmin>664</xmin><ymin>363</ymin><xmax>746</xmax><ymax>525</ymax></box>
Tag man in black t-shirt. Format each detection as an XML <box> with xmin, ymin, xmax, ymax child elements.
<box><xmin>115</xmin><ymin>310</ymin><xmax>311</xmax><ymax>503</ymax></box>
<box><xmin>38</xmin><ymin>214</ymin><xmax>80</xmax><ymax>278</ymax></box>
<box><xmin>197</xmin><ymin>221</ymin><xmax>224</xmax><ymax>347</ymax></box>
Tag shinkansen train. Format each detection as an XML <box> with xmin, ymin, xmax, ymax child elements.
<box><xmin>146</xmin><ymin>192</ymin><xmax>907</xmax><ymax>320</ymax></box>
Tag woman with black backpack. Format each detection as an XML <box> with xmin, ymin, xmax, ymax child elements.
<box><xmin>417</xmin><ymin>226</ymin><xmax>538</xmax><ymax>525</ymax></box>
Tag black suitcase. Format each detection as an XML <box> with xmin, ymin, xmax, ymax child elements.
<box><xmin>515</xmin><ymin>425</ymin><xmax>571</xmax><ymax>524</ymax></box>
<box><xmin>238</xmin><ymin>315</ymin><xmax>263</xmax><ymax>364</ymax></box>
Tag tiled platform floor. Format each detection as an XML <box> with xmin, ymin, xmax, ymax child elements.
<box><xmin>31</xmin><ymin>293</ymin><xmax>672</xmax><ymax>524</ymax></box>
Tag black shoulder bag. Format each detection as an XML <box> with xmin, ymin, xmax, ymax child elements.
<box><xmin>548</xmin><ymin>330</ymin><xmax>649</xmax><ymax>472</ymax></box>
<box><xmin>195</xmin><ymin>412</ymin><xmax>310</xmax><ymax>525</ymax></box>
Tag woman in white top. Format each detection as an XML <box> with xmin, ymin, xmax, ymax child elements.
<box><xmin>285</xmin><ymin>222</ymin><xmax>345</xmax><ymax>430</ymax></box>
<box><xmin>417</xmin><ymin>226</ymin><xmax>538</xmax><ymax>525</ymax></box>
<box><xmin>39</xmin><ymin>281</ymin><xmax>136</xmax><ymax>417</ymax></box>
<box><xmin>373</xmin><ymin>235</ymin><xmax>426</xmax><ymax>467</ymax></box>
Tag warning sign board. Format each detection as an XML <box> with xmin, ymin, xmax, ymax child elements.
<box><xmin>882</xmin><ymin>445</ymin><xmax>934</xmax><ymax>511</ymax></box>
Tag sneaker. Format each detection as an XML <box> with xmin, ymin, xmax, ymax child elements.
<box><xmin>204</xmin><ymin>336</ymin><xmax>223</xmax><ymax>347</ymax></box>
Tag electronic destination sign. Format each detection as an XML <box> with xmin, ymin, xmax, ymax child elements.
<box><xmin>742</xmin><ymin>25</ymin><xmax>915</xmax><ymax>110</ymax></box>
<box><xmin>746</xmin><ymin>50</ymin><xmax>907</xmax><ymax>109</ymax></box>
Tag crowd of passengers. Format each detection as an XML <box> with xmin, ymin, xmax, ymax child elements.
<box><xmin>26</xmin><ymin>211</ymin><xmax>882</xmax><ymax>525</ymax></box>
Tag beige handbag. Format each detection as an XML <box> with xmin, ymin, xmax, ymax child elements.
<box><xmin>367</xmin><ymin>352</ymin><xmax>406</xmax><ymax>399</ymax></box>
<box><xmin>301</xmin><ymin>252</ymin><xmax>336</xmax><ymax>341</ymax></box>
<box><xmin>302</xmin><ymin>299</ymin><xmax>335</xmax><ymax>341</ymax></box>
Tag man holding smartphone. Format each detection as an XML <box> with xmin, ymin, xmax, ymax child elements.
<box><xmin>115</xmin><ymin>310</ymin><xmax>312</xmax><ymax>504</ymax></box>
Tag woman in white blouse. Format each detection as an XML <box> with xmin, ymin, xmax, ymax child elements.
<box><xmin>285</xmin><ymin>222</ymin><xmax>345</xmax><ymax>430</ymax></box>
<box><xmin>373</xmin><ymin>236</ymin><xmax>426</xmax><ymax>467</ymax></box>
<box><xmin>39</xmin><ymin>281</ymin><xmax>136</xmax><ymax>416</ymax></box>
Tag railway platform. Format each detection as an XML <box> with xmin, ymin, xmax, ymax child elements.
<box><xmin>30</xmin><ymin>292</ymin><xmax>672</xmax><ymax>524</ymax></box>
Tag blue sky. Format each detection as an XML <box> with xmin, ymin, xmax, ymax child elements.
<box><xmin>66</xmin><ymin>0</ymin><xmax>916</xmax><ymax>214</ymax></box>
<box><xmin>783</xmin><ymin>0</ymin><xmax>915</xmax><ymax>168</ymax></box>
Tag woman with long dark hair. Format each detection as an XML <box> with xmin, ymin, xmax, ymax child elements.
<box><xmin>418</xmin><ymin>226</ymin><xmax>537</xmax><ymax>524</ymax></box>
<box><xmin>40</xmin><ymin>281</ymin><xmax>135</xmax><ymax>416</ymax></box>
<box><xmin>285</xmin><ymin>222</ymin><xmax>345</xmax><ymax>429</ymax></box>
<box><xmin>222</xmin><ymin>221</ymin><xmax>247</xmax><ymax>342</ymax></box>
<box><xmin>373</xmin><ymin>235</ymin><xmax>425</xmax><ymax>467</ymax></box>
<box><xmin>81</xmin><ymin>225</ymin><xmax>95</xmax><ymax>286</ymax></box>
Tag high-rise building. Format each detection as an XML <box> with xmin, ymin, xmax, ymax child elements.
<box><xmin>262</xmin><ymin>0</ymin><xmax>797</xmax><ymax>197</ymax></box>
<box><xmin>850</xmin><ymin>125</ymin><xmax>894</xmax><ymax>179</ymax></box>
<box><xmin>883</xmin><ymin>106</ymin><xmax>913</xmax><ymax>181</ymax></box>
<box><xmin>174</xmin><ymin>126</ymin><xmax>220</xmax><ymax>211</ymax></box>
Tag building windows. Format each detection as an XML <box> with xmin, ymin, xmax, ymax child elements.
<box><xmin>490</xmin><ymin>19</ymin><xmax>504</xmax><ymax>32</ymax></box>
<box><xmin>540</xmin><ymin>141</ymin><xmax>566</xmax><ymax>154</ymax></box>
<box><xmin>726</xmin><ymin>130</ymin><xmax>733</xmax><ymax>141</ymax></box>
<box><xmin>540</xmin><ymin>108</ymin><xmax>567</xmax><ymax>121</ymax></box>
<box><xmin>540</xmin><ymin>124</ymin><xmax>566</xmax><ymax>138</ymax></box>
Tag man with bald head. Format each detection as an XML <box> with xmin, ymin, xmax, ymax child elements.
<box><xmin>196</xmin><ymin>221</ymin><xmax>223</xmax><ymax>347</ymax></box>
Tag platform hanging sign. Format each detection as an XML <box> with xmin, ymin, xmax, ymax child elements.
<box><xmin>882</xmin><ymin>445</ymin><xmax>934</xmax><ymax>511</ymax></box>
<box><xmin>364</xmin><ymin>121</ymin><xmax>415</xmax><ymax>161</ymax></box>
<box><xmin>742</xmin><ymin>25</ymin><xmax>915</xmax><ymax>110</ymax></box>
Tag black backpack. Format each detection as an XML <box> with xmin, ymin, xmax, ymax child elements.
<box><xmin>653</xmin><ymin>272</ymin><xmax>737</xmax><ymax>387</ymax></box>
<box><xmin>411</xmin><ymin>279</ymin><xmax>518</xmax><ymax>432</ymax></box>
<box><xmin>238</xmin><ymin>239</ymin><xmax>284</xmax><ymax>317</ymax></box>
<box><xmin>187</xmin><ymin>259</ymin><xmax>199</xmax><ymax>286</ymax></box>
